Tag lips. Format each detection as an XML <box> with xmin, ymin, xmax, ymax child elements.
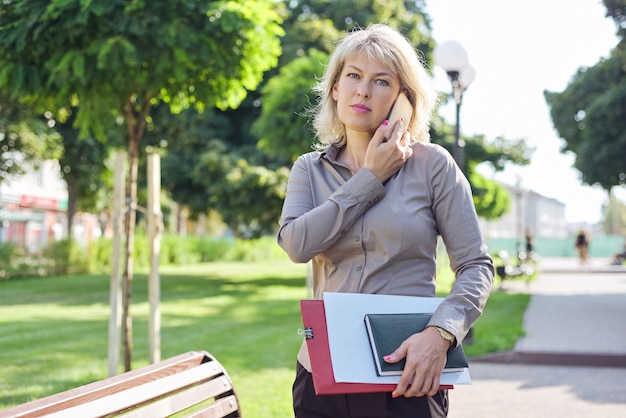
<box><xmin>350</xmin><ymin>104</ymin><xmax>371</xmax><ymax>114</ymax></box>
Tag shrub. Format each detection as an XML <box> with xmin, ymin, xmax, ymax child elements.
<box><xmin>224</xmin><ymin>236</ymin><xmax>288</xmax><ymax>262</ymax></box>
<box><xmin>3</xmin><ymin>233</ymin><xmax>290</xmax><ymax>278</ymax></box>
<box><xmin>191</xmin><ymin>237</ymin><xmax>233</xmax><ymax>262</ymax></box>
<box><xmin>161</xmin><ymin>235</ymin><xmax>201</xmax><ymax>264</ymax></box>
<box><xmin>43</xmin><ymin>239</ymin><xmax>89</xmax><ymax>275</ymax></box>
<box><xmin>0</xmin><ymin>242</ymin><xmax>19</xmax><ymax>279</ymax></box>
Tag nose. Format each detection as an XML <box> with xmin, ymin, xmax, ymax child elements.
<box><xmin>356</xmin><ymin>81</ymin><xmax>371</xmax><ymax>98</ymax></box>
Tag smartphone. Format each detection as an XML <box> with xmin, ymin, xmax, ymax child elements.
<box><xmin>387</xmin><ymin>92</ymin><xmax>413</xmax><ymax>125</ymax></box>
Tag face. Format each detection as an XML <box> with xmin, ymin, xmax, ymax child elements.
<box><xmin>332</xmin><ymin>52</ymin><xmax>400</xmax><ymax>138</ymax></box>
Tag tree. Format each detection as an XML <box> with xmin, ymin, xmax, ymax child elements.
<box><xmin>0</xmin><ymin>0</ymin><xmax>284</xmax><ymax>371</ymax></box>
<box><xmin>544</xmin><ymin>53</ymin><xmax>626</xmax><ymax>190</ymax></box>
<box><xmin>602</xmin><ymin>191</ymin><xmax>626</xmax><ymax>235</ymax></box>
<box><xmin>253</xmin><ymin>49</ymin><xmax>329</xmax><ymax>165</ymax></box>
<box><xmin>0</xmin><ymin>94</ymin><xmax>62</xmax><ymax>182</ymax></box>
<box><xmin>544</xmin><ymin>0</ymin><xmax>625</xmax><ymax>191</ymax></box>
<box><xmin>603</xmin><ymin>0</ymin><xmax>626</xmax><ymax>39</ymax></box>
<box><xmin>193</xmin><ymin>146</ymin><xmax>290</xmax><ymax>237</ymax></box>
<box><xmin>49</xmin><ymin>109</ymin><xmax>116</xmax><ymax>237</ymax></box>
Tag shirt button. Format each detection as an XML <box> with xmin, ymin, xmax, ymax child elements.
<box><xmin>354</xmin><ymin>235</ymin><xmax>360</xmax><ymax>242</ymax></box>
<box><xmin>356</xmin><ymin>265</ymin><xmax>363</xmax><ymax>271</ymax></box>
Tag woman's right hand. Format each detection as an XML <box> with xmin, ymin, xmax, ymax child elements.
<box><xmin>364</xmin><ymin>119</ymin><xmax>413</xmax><ymax>183</ymax></box>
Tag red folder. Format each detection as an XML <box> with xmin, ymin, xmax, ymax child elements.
<box><xmin>300</xmin><ymin>299</ymin><xmax>453</xmax><ymax>395</ymax></box>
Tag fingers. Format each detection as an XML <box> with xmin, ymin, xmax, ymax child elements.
<box><xmin>371</xmin><ymin>119</ymin><xmax>391</xmax><ymax>145</ymax></box>
<box><xmin>392</xmin><ymin>367</ymin><xmax>441</xmax><ymax>398</ymax></box>
<box><xmin>371</xmin><ymin>118</ymin><xmax>411</xmax><ymax>150</ymax></box>
<box><xmin>390</xmin><ymin>331</ymin><xmax>447</xmax><ymax>399</ymax></box>
<box><xmin>387</xmin><ymin>119</ymin><xmax>407</xmax><ymax>145</ymax></box>
<box><xmin>365</xmin><ymin>119</ymin><xmax>412</xmax><ymax>183</ymax></box>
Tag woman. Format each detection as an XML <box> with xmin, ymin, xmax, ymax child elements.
<box><xmin>277</xmin><ymin>24</ymin><xmax>494</xmax><ymax>417</ymax></box>
<box><xmin>575</xmin><ymin>229</ymin><xmax>590</xmax><ymax>266</ymax></box>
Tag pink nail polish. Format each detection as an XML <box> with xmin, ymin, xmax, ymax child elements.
<box><xmin>384</xmin><ymin>355</ymin><xmax>392</xmax><ymax>361</ymax></box>
<box><xmin>382</xmin><ymin>120</ymin><xmax>389</xmax><ymax>126</ymax></box>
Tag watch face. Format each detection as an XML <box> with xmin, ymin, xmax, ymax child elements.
<box><xmin>439</xmin><ymin>327</ymin><xmax>454</xmax><ymax>341</ymax></box>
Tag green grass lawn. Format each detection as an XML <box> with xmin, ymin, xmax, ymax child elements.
<box><xmin>0</xmin><ymin>260</ymin><xmax>529</xmax><ymax>417</ymax></box>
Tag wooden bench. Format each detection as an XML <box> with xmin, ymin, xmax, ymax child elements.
<box><xmin>0</xmin><ymin>350</ymin><xmax>241</xmax><ymax>418</ymax></box>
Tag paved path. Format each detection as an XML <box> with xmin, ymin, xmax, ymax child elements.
<box><xmin>447</xmin><ymin>258</ymin><xmax>626</xmax><ymax>418</ymax></box>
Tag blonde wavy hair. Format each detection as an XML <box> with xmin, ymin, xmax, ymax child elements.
<box><xmin>311</xmin><ymin>24</ymin><xmax>438</xmax><ymax>149</ymax></box>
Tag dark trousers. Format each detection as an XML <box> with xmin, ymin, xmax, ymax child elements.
<box><xmin>293</xmin><ymin>362</ymin><xmax>449</xmax><ymax>418</ymax></box>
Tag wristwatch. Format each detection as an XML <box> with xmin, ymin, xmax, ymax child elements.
<box><xmin>431</xmin><ymin>326</ymin><xmax>455</xmax><ymax>346</ymax></box>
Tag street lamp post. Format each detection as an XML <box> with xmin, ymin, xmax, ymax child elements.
<box><xmin>434</xmin><ymin>41</ymin><xmax>475</xmax><ymax>172</ymax></box>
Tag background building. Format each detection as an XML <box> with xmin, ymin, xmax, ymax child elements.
<box><xmin>0</xmin><ymin>160</ymin><xmax>68</xmax><ymax>252</ymax></box>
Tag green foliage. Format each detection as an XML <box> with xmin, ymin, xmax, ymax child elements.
<box><xmin>199</xmin><ymin>160</ymin><xmax>290</xmax><ymax>238</ymax></box>
<box><xmin>469</xmin><ymin>170</ymin><xmax>511</xmax><ymax>220</ymax></box>
<box><xmin>0</xmin><ymin>239</ymin><xmax>89</xmax><ymax>278</ymax></box>
<box><xmin>0</xmin><ymin>242</ymin><xmax>20</xmax><ymax>278</ymax></box>
<box><xmin>254</xmin><ymin>49</ymin><xmax>328</xmax><ymax>163</ymax></box>
<box><xmin>544</xmin><ymin>5</ymin><xmax>625</xmax><ymax>190</ymax></box>
<box><xmin>160</xmin><ymin>234</ymin><xmax>202</xmax><ymax>265</ymax></box>
<box><xmin>191</xmin><ymin>236</ymin><xmax>234</xmax><ymax>262</ymax></box>
<box><xmin>83</xmin><ymin>234</ymin><xmax>289</xmax><ymax>275</ymax></box>
<box><xmin>283</xmin><ymin>0</ymin><xmax>432</xmax><ymax>49</ymax></box>
<box><xmin>143</xmin><ymin>106</ymin><xmax>230</xmax><ymax>216</ymax></box>
<box><xmin>278</xmin><ymin>16</ymin><xmax>342</xmax><ymax>67</ymax></box>
<box><xmin>603</xmin><ymin>0</ymin><xmax>626</xmax><ymax>38</ymax></box>
<box><xmin>12</xmin><ymin>236</ymin><xmax>290</xmax><ymax>283</ymax></box>
<box><xmin>464</xmin><ymin>134</ymin><xmax>533</xmax><ymax>172</ymax></box>
<box><xmin>601</xmin><ymin>193</ymin><xmax>626</xmax><ymax>235</ymax></box>
<box><xmin>0</xmin><ymin>93</ymin><xmax>62</xmax><ymax>183</ymax></box>
<box><xmin>223</xmin><ymin>236</ymin><xmax>290</xmax><ymax>262</ymax></box>
<box><xmin>0</xmin><ymin>0</ymin><xmax>286</xmax><ymax>136</ymax></box>
<box><xmin>143</xmin><ymin>101</ymin><xmax>290</xmax><ymax>237</ymax></box>
<box><xmin>51</xmin><ymin>109</ymin><xmax>115</xmax><ymax>235</ymax></box>
<box><xmin>42</xmin><ymin>239</ymin><xmax>89</xmax><ymax>275</ymax></box>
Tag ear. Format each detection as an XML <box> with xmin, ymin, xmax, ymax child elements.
<box><xmin>332</xmin><ymin>82</ymin><xmax>339</xmax><ymax>101</ymax></box>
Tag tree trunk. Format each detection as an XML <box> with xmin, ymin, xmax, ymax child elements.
<box><xmin>121</xmin><ymin>92</ymin><xmax>152</xmax><ymax>372</ymax></box>
<box><xmin>121</xmin><ymin>140</ymin><xmax>138</xmax><ymax>372</ymax></box>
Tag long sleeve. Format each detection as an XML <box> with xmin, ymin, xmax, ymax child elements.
<box><xmin>425</xmin><ymin>148</ymin><xmax>494</xmax><ymax>345</ymax></box>
<box><xmin>278</xmin><ymin>153</ymin><xmax>386</xmax><ymax>263</ymax></box>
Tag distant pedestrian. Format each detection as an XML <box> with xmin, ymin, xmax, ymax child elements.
<box><xmin>525</xmin><ymin>227</ymin><xmax>534</xmax><ymax>256</ymax></box>
<box><xmin>575</xmin><ymin>229</ymin><xmax>590</xmax><ymax>266</ymax></box>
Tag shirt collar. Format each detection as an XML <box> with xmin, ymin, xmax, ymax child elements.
<box><xmin>319</xmin><ymin>144</ymin><xmax>343</xmax><ymax>163</ymax></box>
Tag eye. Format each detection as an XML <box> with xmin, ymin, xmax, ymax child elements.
<box><xmin>347</xmin><ymin>73</ymin><xmax>359</xmax><ymax>79</ymax></box>
<box><xmin>376</xmin><ymin>79</ymin><xmax>390</xmax><ymax>86</ymax></box>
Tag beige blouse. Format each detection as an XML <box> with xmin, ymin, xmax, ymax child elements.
<box><xmin>278</xmin><ymin>142</ymin><xmax>494</xmax><ymax>371</ymax></box>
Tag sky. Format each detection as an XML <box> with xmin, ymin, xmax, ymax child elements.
<box><xmin>426</xmin><ymin>0</ymin><xmax>621</xmax><ymax>224</ymax></box>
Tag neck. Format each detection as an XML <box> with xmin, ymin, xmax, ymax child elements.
<box><xmin>339</xmin><ymin>132</ymin><xmax>370</xmax><ymax>172</ymax></box>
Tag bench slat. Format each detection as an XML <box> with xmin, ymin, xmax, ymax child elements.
<box><xmin>0</xmin><ymin>351</ymin><xmax>241</xmax><ymax>418</ymax></box>
<box><xmin>45</xmin><ymin>362</ymin><xmax>224</xmax><ymax>417</ymax></box>
<box><xmin>119</xmin><ymin>376</ymin><xmax>235</xmax><ymax>417</ymax></box>
<box><xmin>185</xmin><ymin>395</ymin><xmax>240</xmax><ymax>418</ymax></box>
<box><xmin>0</xmin><ymin>351</ymin><xmax>207</xmax><ymax>418</ymax></box>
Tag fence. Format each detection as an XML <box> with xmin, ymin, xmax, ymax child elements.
<box><xmin>485</xmin><ymin>234</ymin><xmax>625</xmax><ymax>258</ymax></box>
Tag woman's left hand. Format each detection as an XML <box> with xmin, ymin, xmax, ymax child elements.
<box><xmin>384</xmin><ymin>326</ymin><xmax>450</xmax><ymax>398</ymax></box>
